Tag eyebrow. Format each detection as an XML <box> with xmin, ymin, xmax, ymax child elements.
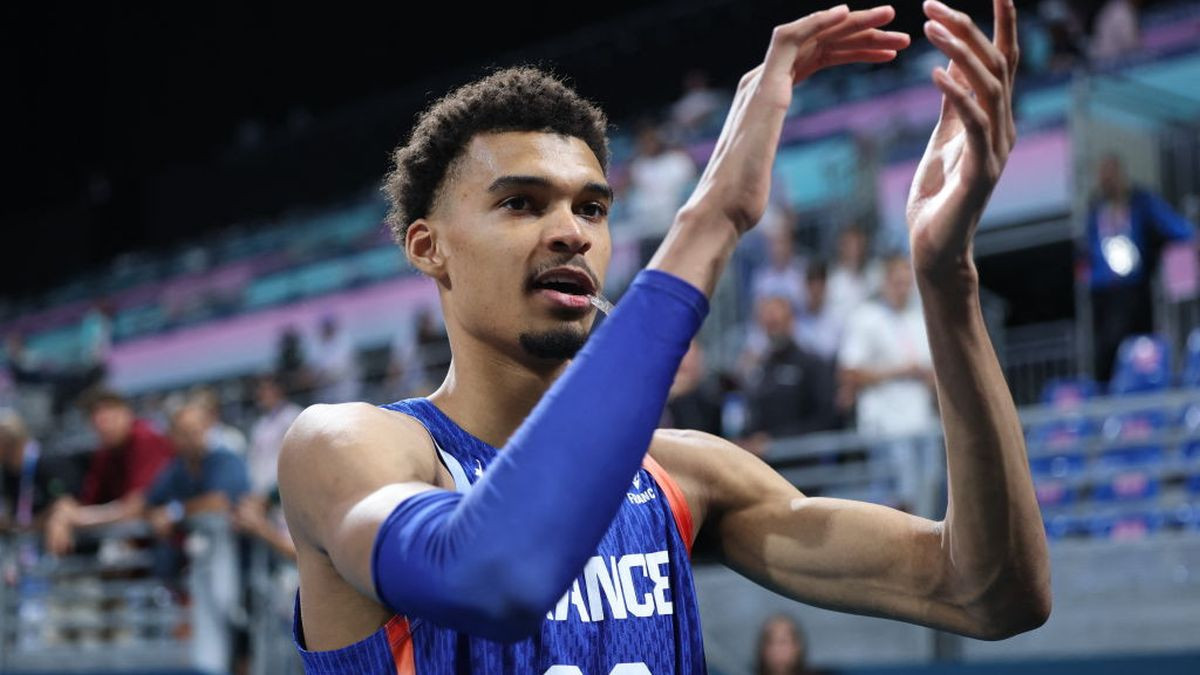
<box><xmin>486</xmin><ymin>174</ymin><xmax>613</xmax><ymax>203</ymax></box>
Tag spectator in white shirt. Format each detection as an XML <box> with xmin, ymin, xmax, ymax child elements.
<box><xmin>1091</xmin><ymin>0</ymin><xmax>1141</xmax><ymax>63</ymax></box>
<box><xmin>826</xmin><ymin>223</ymin><xmax>882</xmax><ymax>323</ymax></box>
<box><xmin>307</xmin><ymin>315</ymin><xmax>360</xmax><ymax>404</ymax></box>
<box><xmin>669</xmin><ymin>69</ymin><xmax>724</xmax><ymax>141</ymax></box>
<box><xmin>626</xmin><ymin>124</ymin><xmax>697</xmax><ymax>246</ymax></box>
<box><xmin>245</xmin><ymin>375</ymin><xmax>302</xmax><ymax>497</ymax></box>
<box><xmin>839</xmin><ymin>253</ymin><xmax>937</xmax><ymax>513</ymax></box>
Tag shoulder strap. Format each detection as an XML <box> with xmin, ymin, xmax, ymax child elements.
<box><xmin>642</xmin><ymin>455</ymin><xmax>695</xmax><ymax>557</ymax></box>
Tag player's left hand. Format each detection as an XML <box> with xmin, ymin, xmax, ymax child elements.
<box><xmin>906</xmin><ymin>0</ymin><xmax>1018</xmax><ymax>284</ymax></box>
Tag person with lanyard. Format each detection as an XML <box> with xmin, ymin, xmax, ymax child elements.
<box><xmin>1085</xmin><ymin>154</ymin><xmax>1196</xmax><ymax>383</ymax></box>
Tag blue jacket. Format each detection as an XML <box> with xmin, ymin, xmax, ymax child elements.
<box><xmin>1087</xmin><ymin>188</ymin><xmax>1195</xmax><ymax>290</ymax></box>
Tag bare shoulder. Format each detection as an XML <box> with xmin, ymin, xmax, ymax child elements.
<box><xmin>648</xmin><ymin>428</ymin><xmax>800</xmax><ymax>534</ymax></box>
<box><xmin>279</xmin><ymin>402</ymin><xmax>442</xmax><ymax>548</ymax></box>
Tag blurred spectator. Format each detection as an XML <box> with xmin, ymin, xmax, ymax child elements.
<box><xmin>307</xmin><ymin>315</ymin><xmax>360</xmax><ymax>403</ymax></box>
<box><xmin>743</xmin><ymin>296</ymin><xmax>840</xmax><ymax>456</ymax></box>
<box><xmin>0</xmin><ymin>409</ymin><xmax>82</xmax><ymax>531</ymax></box>
<box><xmin>232</xmin><ymin>494</ymin><xmax>295</xmax><ymax>560</ymax></box>
<box><xmin>662</xmin><ymin>341</ymin><xmax>723</xmax><ymax>435</ymax></box>
<box><xmin>754</xmin><ymin>614</ymin><xmax>826</xmax><ymax>675</ymax></box>
<box><xmin>386</xmin><ymin>315</ymin><xmax>431</xmax><ymax>399</ymax></box>
<box><xmin>669</xmin><ymin>69</ymin><xmax>724</xmax><ymax>140</ymax></box>
<box><xmin>246</xmin><ymin>375</ymin><xmax>302</xmax><ymax>497</ymax></box>
<box><xmin>838</xmin><ymin>253</ymin><xmax>934</xmax><ymax>434</ymax></box>
<box><xmin>190</xmin><ymin>387</ymin><xmax>248</xmax><ymax>457</ymax></box>
<box><xmin>416</xmin><ymin>308</ymin><xmax>452</xmax><ymax>384</ymax></box>
<box><xmin>1091</xmin><ymin>0</ymin><xmax>1141</xmax><ymax>63</ymax></box>
<box><xmin>626</xmin><ymin>124</ymin><xmax>697</xmax><ymax>254</ymax></box>
<box><xmin>78</xmin><ymin>300</ymin><xmax>113</xmax><ymax>377</ymax></box>
<box><xmin>751</xmin><ymin>224</ymin><xmax>807</xmax><ymax>314</ymax></box>
<box><xmin>275</xmin><ymin>325</ymin><xmax>309</xmax><ymax>398</ymax></box>
<box><xmin>145</xmin><ymin>403</ymin><xmax>250</xmax><ymax>540</ymax></box>
<box><xmin>4</xmin><ymin>332</ymin><xmax>47</xmax><ymax>385</ymax></box>
<box><xmin>1038</xmin><ymin>0</ymin><xmax>1086</xmax><ymax>72</ymax></box>
<box><xmin>826</xmin><ymin>224</ymin><xmax>882</xmax><ymax>322</ymax></box>
<box><xmin>43</xmin><ymin>389</ymin><xmax>174</xmax><ymax>555</ymax></box>
<box><xmin>839</xmin><ymin>254</ymin><xmax>936</xmax><ymax>512</ymax></box>
<box><xmin>1085</xmin><ymin>154</ymin><xmax>1196</xmax><ymax>382</ymax></box>
<box><xmin>3</xmin><ymin>332</ymin><xmax>54</xmax><ymax>433</ymax></box>
<box><xmin>793</xmin><ymin>261</ymin><xmax>842</xmax><ymax>361</ymax></box>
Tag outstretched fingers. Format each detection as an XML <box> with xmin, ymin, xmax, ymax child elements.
<box><xmin>994</xmin><ymin>0</ymin><xmax>1020</xmax><ymax>77</ymax></box>
<box><xmin>820</xmin><ymin>49</ymin><xmax>899</xmax><ymax>69</ymax></box>
<box><xmin>830</xmin><ymin>27</ymin><xmax>911</xmax><ymax>52</ymax></box>
<box><xmin>762</xmin><ymin>5</ymin><xmax>851</xmax><ymax>85</ymax></box>
<box><xmin>923</xmin><ymin>0</ymin><xmax>1016</xmax><ymax>152</ymax></box>
<box><xmin>932</xmin><ymin>66</ymin><xmax>990</xmax><ymax>165</ymax></box>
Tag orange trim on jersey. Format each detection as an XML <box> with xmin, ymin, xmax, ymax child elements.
<box><xmin>642</xmin><ymin>455</ymin><xmax>695</xmax><ymax>557</ymax></box>
<box><xmin>384</xmin><ymin>615</ymin><xmax>416</xmax><ymax>675</ymax></box>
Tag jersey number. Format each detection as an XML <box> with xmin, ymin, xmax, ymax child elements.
<box><xmin>545</xmin><ymin>664</ymin><xmax>651</xmax><ymax>675</ymax></box>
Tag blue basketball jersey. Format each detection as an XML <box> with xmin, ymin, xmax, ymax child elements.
<box><xmin>293</xmin><ymin>397</ymin><xmax>707</xmax><ymax>674</ymax></box>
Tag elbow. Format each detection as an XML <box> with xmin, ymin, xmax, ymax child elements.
<box><xmin>966</xmin><ymin>581</ymin><xmax>1052</xmax><ymax>641</ymax></box>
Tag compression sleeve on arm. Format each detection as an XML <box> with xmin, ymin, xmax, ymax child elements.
<box><xmin>371</xmin><ymin>268</ymin><xmax>707</xmax><ymax>641</ymax></box>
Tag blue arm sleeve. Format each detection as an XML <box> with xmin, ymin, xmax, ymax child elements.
<box><xmin>371</xmin><ymin>269</ymin><xmax>707</xmax><ymax>642</ymax></box>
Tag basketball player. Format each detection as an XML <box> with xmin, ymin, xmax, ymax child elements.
<box><xmin>280</xmin><ymin>2</ymin><xmax>1050</xmax><ymax>672</ymax></box>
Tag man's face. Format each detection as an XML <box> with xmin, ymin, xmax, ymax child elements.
<box><xmin>90</xmin><ymin>403</ymin><xmax>134</xmax><ymax>449</ymax></box>
<box><xmin>170</xmin><ymin>406</ymin><xmax>210</xmax><ymax>461</ymax></box>
<box><xmin>838</xmin><ymin>229</ymin><xmax>866</xmax><ymax>268</ymax></box>
<box><xmin>255</xmin><ymin>380</ymin><xmax>282</xmax><ymax>411</ymax></box>
<box><xmin>757</xmin><ymin>297</ymin><xmax>794</xmax><ymax>339</ymax></box>
<box><xmin>1099</xmin><ymin>156</ymin><xmax>1126</xmax><ymax>200</ymax></box>
<box><xmin>419</xmin><ymin>132</ymin><xmax>612</xmax><ymax>365</ymax></box>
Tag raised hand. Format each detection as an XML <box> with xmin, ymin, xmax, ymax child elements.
<box><xmin>906</xmin><ymin>0</ymin><xmax>1019</xmax><ymax>281</ymax></box>
<box><xmin>684</xmin><ymin>5</ymin><xmax>910</xmax><ymax>234</ymax></box>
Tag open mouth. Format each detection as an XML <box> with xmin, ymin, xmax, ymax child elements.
<box><xmin>530</xmin><ymin>267</ymin><xmax>597</xmax><ymax>297</ymax></box>
<box><xmin>530</xmin><ymin>266</ymin><xmax>597</xmax><ymax>310</ymax></box>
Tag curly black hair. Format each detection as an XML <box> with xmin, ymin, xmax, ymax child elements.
<box><xmin>382</xmin><ymin>66</ymin><xmax>610</xmax><ymax>246</ymax></box>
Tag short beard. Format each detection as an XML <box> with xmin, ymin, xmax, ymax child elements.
<box><xmin>519</xmin><ymin>328</ymin><xmax>587</xmax><ymax>361</ymax></box>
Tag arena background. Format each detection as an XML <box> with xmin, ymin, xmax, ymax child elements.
<box><xmin>2</xmin><ymin>0</ymin><xmax>1199</xmax><ymax>673</ymax></box>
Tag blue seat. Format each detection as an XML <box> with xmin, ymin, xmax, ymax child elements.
<box><xmin>1035</xmin><ymin>479</ymin><xmax>1077</xmax><ymax>507</ymax></box>
<box><xmin>1040</xmin><ymin>378</ymin><xmax>1099</xmax><ymax>407</ymax></box>
<box><xmin>1087</xmin><ymin>509</ymin><xmax>1166</xmax><ymax>539</ymax></box>
<box><xmin>1092</xmin><ymin>472</ymin><xmax>1160</xmax><ymax>502</ymax></box>
<box><xmin>1183</xmin><ymin>328</ymin><xmax>1200</xmax><ymax>387</ymax></box>
<box><xmin>1027</xmin><ymin>416</ymin><xmax>1092</xmax><ymax>480</ymax></box>
<box><xmin>1109</xmin><ymin>334</ymin><xmax>1172</xmax><ymax>395</ymax></box>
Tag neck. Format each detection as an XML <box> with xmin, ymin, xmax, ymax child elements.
<box><xmin>428</xmin><ymin>328</ymin><xmax>570</xmax><ymax>448</ymax></box>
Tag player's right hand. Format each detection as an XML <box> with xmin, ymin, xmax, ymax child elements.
<box><xmin>682</xmin><ymin>5</ymin><xmax>909</xmax><ymax>234</ymax></box>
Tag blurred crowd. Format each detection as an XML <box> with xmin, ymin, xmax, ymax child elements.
<box><xmin>0</xmin><ymin>1</ymin><xmax>1196</xmax><ymax>670</ymax></box>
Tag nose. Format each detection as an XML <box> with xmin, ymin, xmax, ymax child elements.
<box><xmin>542</xmin><ymin>205</ymin><xmax>592</xmax><ymax>257</ymax></box>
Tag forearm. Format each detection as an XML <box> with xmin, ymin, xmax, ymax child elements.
<box><xmin>647</xmin><ymin>210</ymin><xmax>740</xmax><ymax>297</ymax></box>
<box><xmin>372</xmin><ymin>269</ymin><xmax>708</xmax><ymax>640</ymax></box>
<box><xmin>68</xmin><ymin>494</ymin><xmax>146</xmax><ymax>529</ymax></box>
<box><xmin>917</xmin><ymin>275</ymin><xmax>1049</xmax><ymax>629</ymax></box>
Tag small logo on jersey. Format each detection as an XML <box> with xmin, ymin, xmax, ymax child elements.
<box><xmin>474</xmin><ymin>459</ymin><xmax>484</xmax><ymax>477</ymax></box>
<box><xmin>546</xmin><ymin>551</ymin><xmax>673</xmax><ymax>623</ymax></box>
<box><xmin>627</xmin><ymin>473</ymin><xmax>656</xmax><ymax>505</ymax></box>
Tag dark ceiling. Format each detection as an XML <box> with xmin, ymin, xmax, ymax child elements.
<box><xmin>3</xmin><ymin>0</ymin><xmax>1102</xmax><ymax>301</ymax></box>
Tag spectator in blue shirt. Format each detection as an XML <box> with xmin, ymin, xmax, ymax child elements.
<box><xmin>1085</xmin><ymin>154</ymin><xmax>1195</xmax><ymax>383</ymax></box>
<box><xmin>145</xmin><ymin>402</ymin><xmax>250</xmax><ymax>538</ymax></box>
